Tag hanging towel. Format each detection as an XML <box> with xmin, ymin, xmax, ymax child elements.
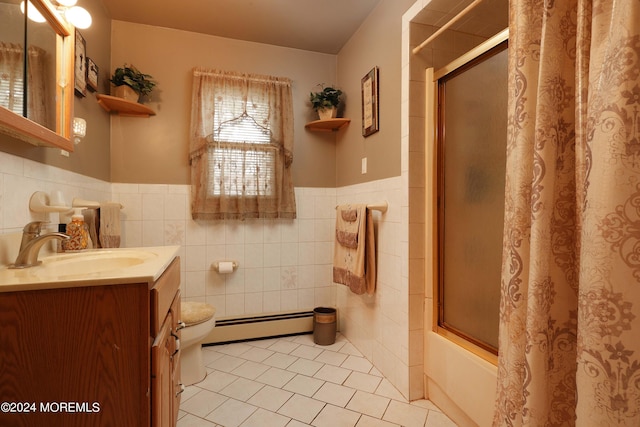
<box><xmin>333</xmin><ymin>204</ymin><xmax>376</xmax><ymax>295</ymax></box>
<box><xmin>82</xmin><ymin>208</ymin><xmax>99</xmax><ymax>248</ymax></box>
<box><xmin>99</xmin><ymin>202</ymin><xmax>121</xmax><ymax>248</ymax></box>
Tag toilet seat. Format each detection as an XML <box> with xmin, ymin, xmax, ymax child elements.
<box><xmin>181</xmin><ymin>301</ymin><xmax>216</xmax><ymax>326</ymax></box>
<box><xmin>179</xmin><ymin>301</ymin><xmax>217</xmax><ymax>386</ymax></box>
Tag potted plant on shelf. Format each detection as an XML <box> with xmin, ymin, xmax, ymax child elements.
<box><xmin>309</xmin><ymin>85</ymin><xmax>343</xmax><ymax>120</ymax></box>
<box><xmin>110</xmin><ymin>64</ymin><xmax>157</xmax><ymax>103</ymax></box>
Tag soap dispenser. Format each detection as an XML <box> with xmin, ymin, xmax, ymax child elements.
<box><xmin>62</xmin><ymin>208</ymin><xmax>89</xmax><ymax>251</ymax></box>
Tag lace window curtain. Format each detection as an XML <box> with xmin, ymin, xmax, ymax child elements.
<box><xmin>26</xmin><ymin>45</ymin><xmax>49</xmax><ymax>127</ymax></box>
<box><xmin>0</xmin><ymin>42</ymin><xmax>48</xmax><ymax>126</ymax></box>
<box><xmin>189</xmin><ymin>68</ymin><xmax>296</xmax><ymax>220</ymax></box>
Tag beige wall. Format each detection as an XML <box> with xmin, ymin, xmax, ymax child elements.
<box><xmin>0</xmin><ymin>0</ymin><xmax>112</xmax><ymax>181</ymax></box>
<box><xmin>335</xmin><ymin>0</ymin><xmax>414</xmax><ymax>187</ymax></box>
<box><xmin>110</xmin><ymin>21</ymin><xmax>338</xmax><ymax>187</ymax></box>
<box><xmin>1</xmin><ymin>1</ymin><xmax>412</xmax><ymax>189</ymax></box>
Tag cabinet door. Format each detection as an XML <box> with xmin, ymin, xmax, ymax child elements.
<box><xmin>151</xmin><ymin>257</ymin><xmax>180</xmax><ymax>336</ymax></box>
<box><xmin>170</xmin><ymin>291</ymin><xmax>183</xmax><ymax>425</ymax></box>
<box><xmin>0</xmin><ymin>283</ymin><xmax>149</xmax><ymax>427</ymax></box>
<box><xmin>151</xmin><ymin>312</ymin><xmax>173</xmax><ymax>427</ymax></box>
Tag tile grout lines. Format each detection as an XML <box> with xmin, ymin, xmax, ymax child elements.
<box><xmin>178</xmin><ymin>333</ymin><xmax>457</xmax><ymax>427</ymax></box>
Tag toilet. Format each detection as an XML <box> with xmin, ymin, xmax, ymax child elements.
<box><xmin>179</xmin><ymin>301</ymin><xmax>216</xmax><ymax>386</ymax></box>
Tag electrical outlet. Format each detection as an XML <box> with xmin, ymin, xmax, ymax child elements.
<box><xmin>60</xmin><ymin>150</ymin><xmax>69</xmax><ymax>157</ymax></box>
<box><xmin>361</xmin><ymin>157</ymin><xmax>367</xmax><ymax>174</ymax></box>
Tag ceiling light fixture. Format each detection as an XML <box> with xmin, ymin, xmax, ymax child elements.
<box><xmin>21</xmin><ymin>0</ymin><xmax>92</xmax><ymax>29</ymax></box>
<box><xmin>20</xmin><ymin>1</ymin><xmax>47</xmax><ymax>23</ymax></box>
<box><xmin>60</xmin><ymin>5</ymin><xmax>92</xmax><ymax>29</ymax></box>
<box><xmin>54</xmin><ymin>0</ymin><xmax>92</xmax><ymax>29</ymax></box>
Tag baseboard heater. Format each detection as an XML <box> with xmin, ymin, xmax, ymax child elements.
<box><xmin>202</xmin><ymin>310</ymin><xmax>315</xmax><ymax>345</ymax></box>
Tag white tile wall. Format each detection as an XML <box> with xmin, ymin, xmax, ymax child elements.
<box><xmin>109</xmin><ymin>185</ymin><xmax>339</xmax><ymax>318</ymax></box>
<box><xmin>0</xmin><ymin>151</ymin><xmax>111</xmax><ymax>234</ymax></box>
<box><xmin>0</xmin><ymin>151</ymin><xmax>111</xmax><ymax>264</ymax></box>
<box><xmin>0</xmin><ymin>150</ymin><xmax>414</xmax><ymax>403</ymax></box>
<box><xmin>0</xmin><ymin>153</ymin><xmax>338</xmax><ymax>318</ymax></box>
<box><xmin>335</xmin><ymin>177</ymin><xmax>411</xmax><ymax>399</ymax></box>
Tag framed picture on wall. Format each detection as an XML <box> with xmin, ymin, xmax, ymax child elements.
<box><xmin>87</xmin><ymin>58</ymin><xmax>99</xmax><ymax>92</ymax></box>
<box><xmin>361</xmin><ymin>66</ymin><xmax>379</xmax><ymax>137</ymax></box>
<box><xmin>74</xmin><ymin>29</ymin><xmax>87</xmax><ymax>97</ymax></box>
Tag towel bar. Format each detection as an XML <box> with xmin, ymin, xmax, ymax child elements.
<box><xmin>366</xmin><ymin>202</ymin><xmax>388</xmax><ymax>213</ymax></box>
<box><xmin>72</xmin><ymin>198</ymin><xmax>123</xmax><ymax>209</ymax></box>
<box><xmin>335</xmin><ymin>201</ymin><xmax>388</xmax><ymax>214</ymax></box>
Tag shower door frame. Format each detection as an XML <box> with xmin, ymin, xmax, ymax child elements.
<box><xmin>429</xmin><ymin>28</ymin><xmax>509</xmax><ymax>363</ymax></box>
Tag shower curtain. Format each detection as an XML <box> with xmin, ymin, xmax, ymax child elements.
<box><xmin>493</xmin><ymin>0</ymin><xmax>640</xmax><ymax>426</ymax></box>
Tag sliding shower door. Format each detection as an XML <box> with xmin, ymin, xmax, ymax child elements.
<box><xmin>435</xmin><ymin>37</ymin><xmax>508</xmax><ymax>354</ymax></box>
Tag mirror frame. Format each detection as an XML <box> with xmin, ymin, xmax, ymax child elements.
<box><xmin>0</xmin><ymin>0</ymin><xmax>74</xmax><ymax>152</ymax></box>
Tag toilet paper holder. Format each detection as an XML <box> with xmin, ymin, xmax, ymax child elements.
<box><xmin>212</xmin><ymin>260</ymin><xmax>239</xmax><ymax>273</ymax></box>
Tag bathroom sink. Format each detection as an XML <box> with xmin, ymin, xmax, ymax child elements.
<box><xmin>0</xmin><ymin>246</ymin><xmax>179</xmax><ymax>291</ymax></box>
<box><xmin>36</xmin><ymin>250</ymin><xmax>157</xmax><ymax>278</ymax></box>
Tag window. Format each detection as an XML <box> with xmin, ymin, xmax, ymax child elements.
<box><xmin>0</xmin><ymin>42</ymin><xmax>25</xmax><ymax>115</ymax></box>
<box><xmin>0</xmin><ymin>43</ymin><xmax>50</xmax><ymax>128</ymax></box>
<box><xmin>189</xmin><ymin>68</ymin><xmax>297</xmax><ymax>220</ymax></box>
<box><xmin>208</xmin><ymin>96</ymin><xmax>275</xmax><ymax>197</ymax></box>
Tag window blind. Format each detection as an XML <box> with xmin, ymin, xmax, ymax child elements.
<box><xmin>208</xmin><ymin>102</ymin><xmax>275</xmax><ymax>197</ymax></box>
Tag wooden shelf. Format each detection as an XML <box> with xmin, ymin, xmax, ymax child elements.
<box><xmin>96</xmin><ymin>94</ymin><xmax>156</xmax><ymax>117</ymax></box>
<box><xmin>305</xmin><ymin>118</ymin><xmax>350</xmax><ymax>132</ymax></box>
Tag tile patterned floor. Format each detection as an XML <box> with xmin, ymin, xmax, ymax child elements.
<box><xmin>178</xmin><ymin>333</ymin><xmax>458</xmax><ymax>427</ymax></box>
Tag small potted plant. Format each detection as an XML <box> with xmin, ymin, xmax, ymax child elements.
<box><xmin>309</xmin><ymin>85</ymin><xmax>343</xmax><ymax>120</ymax></box>
<box><xmin>110</xmin><ymin>64</ymin><xmax>157</xmax><ymax>103</ymax></box>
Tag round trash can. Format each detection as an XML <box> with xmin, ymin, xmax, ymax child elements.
<box><xmin>313</xmin><ymin>307</ymin><xmax>337</xmax><ymax>345</ymax></box>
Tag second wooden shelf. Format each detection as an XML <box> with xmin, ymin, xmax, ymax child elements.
<box><xmin>305</xmin><ymin>118</ymin><xmax>350</xmax><ymax>132</ymax></box>
<box><xmin>96</xmin><ymin>94</ymin><xmax>156</xmax><ymax>117</ymax></box>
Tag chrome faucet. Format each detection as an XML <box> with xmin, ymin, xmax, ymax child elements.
<box><xmin>10</xmin><ymin>221</ymin><xmax>69</xmax><ymax>269</ymax></box>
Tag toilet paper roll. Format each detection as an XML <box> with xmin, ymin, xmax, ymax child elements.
<box><xmin>217</xmin><ymin>261</ymin><xmax>235</xmax><ymax>274</ymax></box>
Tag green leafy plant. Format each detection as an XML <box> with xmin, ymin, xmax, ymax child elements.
<box><xmin>309</xmin><ymin>85</ymin><xmax>342</xmax><ymax>111</ymax></box>
<box><xmin>110</xmin><ymin>64</ymin><xmax>157</xmax><ymax>96</ymax></box>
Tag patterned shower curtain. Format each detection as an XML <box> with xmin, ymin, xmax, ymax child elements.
<box><xmin>493</xmin><ymin>0</ymin><xmax>640</xmax><ymax>426</ymax></box>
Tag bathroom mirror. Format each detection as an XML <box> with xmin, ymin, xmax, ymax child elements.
<box><xmin>0</xmin><ymin>0</ymin><xmax>74</xmax><ymax>151</ymax></box>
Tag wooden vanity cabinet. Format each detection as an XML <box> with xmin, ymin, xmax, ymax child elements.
<box><xmin>0</xmin><ymin>256</ymin><xmax>182</xmax><ymax>427</ymax></box>
<box><xmin>151</xmin><ymin>258</ymin><xmax>182</xmax><ymax>427</ymax></box>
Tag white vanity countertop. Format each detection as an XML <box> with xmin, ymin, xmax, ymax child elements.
<box><xmin>0</xmin><ymin>246</ymin><xmax>180</xmax><ymax>292</ymax></box>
